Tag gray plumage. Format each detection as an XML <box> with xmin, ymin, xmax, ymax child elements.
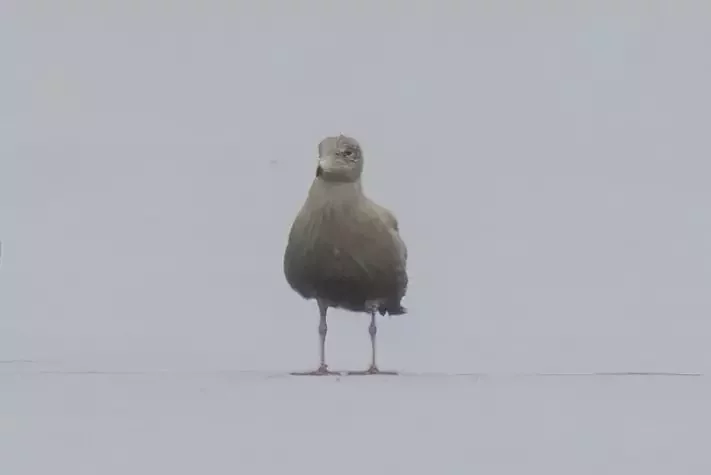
<box><xmin>284</xmin><ymin>134</ymin><xmax>408</xmax><ymax>375</ymax></box>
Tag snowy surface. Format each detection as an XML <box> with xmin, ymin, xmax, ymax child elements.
<box><xmin>2</xmin><ymin>1</ymin><xmax>711</xmax><ymax>473</ymax></box>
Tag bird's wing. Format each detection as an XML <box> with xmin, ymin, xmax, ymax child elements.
<box><xmin>370</xmin><ymin>201</ymin><xmax>400</xmax><ymax>232</ymax></box>
<box><xmin>368</xmin><ymin>200</ymin><xmax>408</xmax><ymax>263</ymax></box>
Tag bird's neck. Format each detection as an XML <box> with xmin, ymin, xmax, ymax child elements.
<box><xmin>307</xmin><ymin>177</ymin><xmax>364</xmax><ymax>208</ymax></box>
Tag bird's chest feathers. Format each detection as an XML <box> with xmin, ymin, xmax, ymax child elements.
<box><xmin>302</xmin><ymin>203</ymin><xmax>382</xmax><ymax>257</ymax></box>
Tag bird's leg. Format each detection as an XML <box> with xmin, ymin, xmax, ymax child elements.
<box><xmin>368</xmin><ymin>309</ymin><xmax>378</xmax><ymax>371</ymax></box>
<box><xmin>291</xmin><ymin>300</ymin><xmax>340</xmax><ymax>376</ymax></box>
<box><xmin>347</xmin><ymin>303</ymin><xmax>398</xmax><ymax>376</ymax></box>
<box><xmin>317</xmin><ymin>300</ymin><xmax>329</xmax><ymax>372</ymax></box>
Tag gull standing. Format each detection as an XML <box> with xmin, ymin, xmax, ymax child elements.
<box><xmin>283</xmin><ymin>135</ymin><xmax>408</xmax><ymax>375</ymax></box>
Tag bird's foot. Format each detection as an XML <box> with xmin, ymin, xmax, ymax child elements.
<box><xmin>346</xmin><ymin>365</ymin><xmax>398</xmax><ymax>376</ymax></box>
<box><xmin>290</xmin><ymin>364</ymin><xmax>342</xmax><ymax>376</ymax></box>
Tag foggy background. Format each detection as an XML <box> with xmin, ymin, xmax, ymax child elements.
<box><xmin>2</xmin><ymin>1</ymin><xmax>709</xmax><ymax>374</ymax></box>
<box><xmin>1</xmin><ymin>2</ymin><xmax>710</xmax><ymax>473</ymax></box>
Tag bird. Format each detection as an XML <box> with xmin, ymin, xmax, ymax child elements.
<box><xmin>283</xmin><ymin>134</ymin><xmax>408</xmax><ymax>375</ymax></box>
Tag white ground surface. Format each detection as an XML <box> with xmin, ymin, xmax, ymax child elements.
<box><xmin>2</xmin><ymin>366</ymin><xmax>708</xmax><ymax>475</ymax></box>
<box><xmin>2</xmin><ymin>2</ymin><xmax>710</xmax><ymax>474</ymax></box>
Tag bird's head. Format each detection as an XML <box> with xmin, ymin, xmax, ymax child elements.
<box><xmin>315</xmin><ymin>134</ymin><xmax>364</xmax><ymax>183</ymax></box>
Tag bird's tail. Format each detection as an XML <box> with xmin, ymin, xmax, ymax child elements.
<box><xmin>378</xmin><ymin>301</ymin><xmax>407</xmax><ymax>316</ymax></box>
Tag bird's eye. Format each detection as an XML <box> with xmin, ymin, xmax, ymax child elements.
<box><xmin>343</xmin><ymin>150</ymin><xmax>354</xmax><ymax>157</ymax></box>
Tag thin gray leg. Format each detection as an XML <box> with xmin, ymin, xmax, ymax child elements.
<box><xmin>347</xmin><ymin>304</ymin><xmax>398</xmax><ymax>376</ymax></box>
<box><xmin>317</xmin><ymin>299</ymin><xmax>328</xmax><ymax>371</ymax></box>
<box><xmin>291</xmin><ymin>299</ymin><xmax>340</xmax><ymax>376</ymax></box>
<box><xmin>368</xmin><ymin>309</ymin><xmax>377</xmax><ymax>369</ymax></box>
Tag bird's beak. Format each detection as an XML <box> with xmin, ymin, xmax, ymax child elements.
<box><xmin>317</xmin><ymin>155</ymin><xmax>337</xmax><ymax>175</ymax></box>
<box><xmin>315</xmin><ymin>155</ymin><xmax>326</xmax><ymax>177</ymax></box>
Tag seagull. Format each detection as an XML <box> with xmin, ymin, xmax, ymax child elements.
<box><xmin>283</xmin><ymin>135</ymin><xmax>408</xmax><ymax>375</ymax></box>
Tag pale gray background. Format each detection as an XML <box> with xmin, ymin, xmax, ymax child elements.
<box><xmin>1</xmin><ymin>1</ymin><xmax>710</xmax><ymax>474</ymax></box>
